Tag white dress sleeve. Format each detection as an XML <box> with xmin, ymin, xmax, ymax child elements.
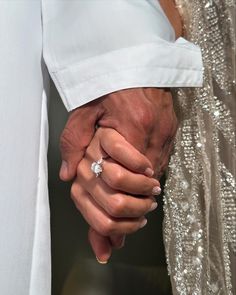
<box><xmin>42</xmin><ymin>0</ymin><xmax>203</xmax><ymax>111</ymax></box>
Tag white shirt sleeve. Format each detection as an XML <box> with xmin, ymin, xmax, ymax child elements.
<box><xmin>42</xmin><ymin>0</ymin><xmax>203</xmax><ymax>111</ymax></box>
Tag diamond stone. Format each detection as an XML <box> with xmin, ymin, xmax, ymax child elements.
<box><xmin>91</xmin><ymin>161</ymin><xmax>103</xmax><ymax>177</ymax></box>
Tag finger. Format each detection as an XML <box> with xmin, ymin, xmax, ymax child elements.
<box><xmin>109</xmin><ymin>234</ymin><xmax>126</xmax><ymax>249</ymax></box>
<box><xmin>88</xmin><ymin>229</ymin><xmax>125</xmax><ymax>264</ymax></box>
<box><xmin>71</xmin><ymin>183</ymin><xmax>148</xmax><ymax>236</ymax></box>
<box><xmin>88</xmin><ymin>227</ymin><xmax>112</xmax><ymax>264</ymax></box>
<box><xmin>146</xmin><ymin>111</ymin><xmax>177</xmax><ymax>178</ymax></box>
<box><xmin>97</xmin><ymin>128</ymin><xmax>154</xmax><ymax>177</ymax></box>
<box><xmin>156</xmin><ymin>113</ymin><xmax>177</xmax><ymax>177</ymax></box>
<box><xmin>59</xmin><ymin>106</ymin><xmax>102</xmax><ymax>181</ymax></box>
<box><xmin>76</xmin><ymin>163</ymin><xmax>158</xmax><ymax>218</ymax></box>
<box><xmin>156</xmin><ymin>136</ymin><xmax>175</xmax><ymax>179</ymax></box>
<box><xmin>101</xmin><ymin>159</ymin><xmax>161</xmax><ymax>196</ymax></box>
<box><xmin>81</xmin><ymin>151</ymin><xmax>161</xmax><ymax>196</ymax></box>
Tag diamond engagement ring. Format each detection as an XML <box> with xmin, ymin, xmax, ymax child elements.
<box><xmin>91</xmin><ymin>157</ymin><xmax>104</xmax><ymax>177</ymax></box>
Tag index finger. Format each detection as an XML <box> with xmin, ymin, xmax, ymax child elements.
<box><xmin>97</xmin><ymin>128</ymin><xmax>154</xmax><ymax>177</ymax></box>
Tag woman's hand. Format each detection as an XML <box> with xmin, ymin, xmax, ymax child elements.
<box><xmin>71</xmin><ymin>127</ymin><xmax>161</xmax><ymax>263</ymax></box>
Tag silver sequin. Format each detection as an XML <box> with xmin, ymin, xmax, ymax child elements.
<box><xmin>164</xmin><ymin>0</ymin><xmax>236</xmax><ymax>294</ymax></box>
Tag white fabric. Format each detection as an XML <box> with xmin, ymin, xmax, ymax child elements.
<box><xmin>42</xmin><ymin>0</ymin><xmax>203</xmax><ymax>111</ymax></box>
<box><xmin>0</xmin><ymin>0</ymin><xmax>203</xmax><ymax>294</ymax></box>
<box><xmin>0</xmin><ymin>2</ymin><xmax>50</xmax><ymax>294</ymax></box>
<box><xmin>29</xmin><ymin>90</ymin><xmax>51</xmax><ymax>295</ymax></box>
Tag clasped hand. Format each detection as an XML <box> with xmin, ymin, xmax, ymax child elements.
<box><xmin>71</xmin><ymin>127</ymin><xmax>161</xmax><ymax>263</ymax></box>
<box><xmin>59</xmin><ymin>88</ymin><xmax>178</xmax><ymax>263</ymax></box>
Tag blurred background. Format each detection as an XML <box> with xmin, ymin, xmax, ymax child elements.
<box><xmin>48</xmin><ymin>82</ymin><xmax>172</xmax><ymax>295</ymax></box>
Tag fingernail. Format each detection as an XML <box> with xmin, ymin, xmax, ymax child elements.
<box><xmin>145</xmin><ymin>168</ymin><xmax>154</xmax><ymax>177</ymax></box>
<box><xmin>140</xmin><ymin>218</ymin><xmax>148</xmax><ymax>229</ymax></box>
<box><xmin>96</xmin><ymin>256</ymin><xmax>108</xmax><ymax>265</ymax></box>
<box><xmin>148</xmin><ymin>202</ymin><xmax>158</xmax><ymax>212</ymax></box>
<box><xmin>152</xmin><ymin>186</ymin><xmax>162</xmax><ymax>195</ymax></box>
<box><xmin>60</xmin><ymin>160</ymin><xmax>68</xmax><ymax>178</ymax></box>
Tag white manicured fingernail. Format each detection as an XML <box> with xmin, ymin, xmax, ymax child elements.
<box><xmin>140</xmin><ymin>219</ymin><xmax>148</xmax><ymax>228</ymax></box>
<box><xmin>149</xmin><ymin>202</ymin><xmax>158</xmax><ymax>212</ymax></box>
<box><xmin>152</xmin><ymin>186</ymin><xmax>162</xmax><ymax>195</ymax></box>
<box><xmin>96</xmin><ymin>256</ymin><xmax>108</xmax><ymax>265</ymax></box>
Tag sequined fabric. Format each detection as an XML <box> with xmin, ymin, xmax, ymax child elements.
<box><xmin>164</xmin><ymin>1</ymin><xmax>236</xmax><ymax>294</ymax></box>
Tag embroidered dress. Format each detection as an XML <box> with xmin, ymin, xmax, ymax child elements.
<box><xmin>164</xmin><ymin>1</ymin><xmax>236</xmax><ymax>294</ymax></box>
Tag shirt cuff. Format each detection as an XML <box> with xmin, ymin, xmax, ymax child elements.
<box><xmin>50</xmin><ymin>37</ymin><xmax>203</xmax><ymax>111</ymax></box>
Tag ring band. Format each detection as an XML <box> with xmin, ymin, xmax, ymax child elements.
<box><xmin>91</xmin><ymin>157</ymin><xmax>104</xmax><ymax>177</ymax></box>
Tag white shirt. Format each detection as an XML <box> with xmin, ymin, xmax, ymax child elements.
<box><xmin>42</xmin><ymin>0</ymin><xmax>203</xmax><ymax>111</ymax></box>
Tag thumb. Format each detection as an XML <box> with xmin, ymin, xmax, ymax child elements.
<box><xmin>59</xmin><ymin>107</ymin><xmax>100</xmax><ymax>181</ymax></box>
<box><xmin>88</xmin><ymin>227</ymin><xmax>112</xmax><ymax>264</ymax></box>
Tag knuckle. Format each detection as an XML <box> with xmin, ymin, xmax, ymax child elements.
<box><xmin>108</xmin><ymin>168</ymin><xmax>124</xmax><ymax>189</ymax></box>
<box><xmin>108</xmin><ymin>195</ymin><xmax>126</xmax><ymax>217</ymax></box>
<box><xmin>112</xmin><ymin>141</ymin><xmax>123</xmax><ymax>156</ymax></box>
<box><xmin>99</xmin><ymin>218</ymin><xmax>115</xmax><ymax>236</ymax></box>
<box><xmin>135</xmin><ymin>107</ymin><xmax>155</xmax><ymax>130</ymax></box>
<box><xmin>60</xmin><ymin>127</ymin><xmax>87</xmax><ymax>155</ymax></box>
<box><xmin>141</xmin><ymin>110</ymin><xmax>155</xmax><ymax>129</ymax></box>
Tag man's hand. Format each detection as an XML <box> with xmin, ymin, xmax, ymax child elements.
<box><xmin>60</xmin><ymin>87</ymin><xmax>178</xmax><ymax>181</ymax></box>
